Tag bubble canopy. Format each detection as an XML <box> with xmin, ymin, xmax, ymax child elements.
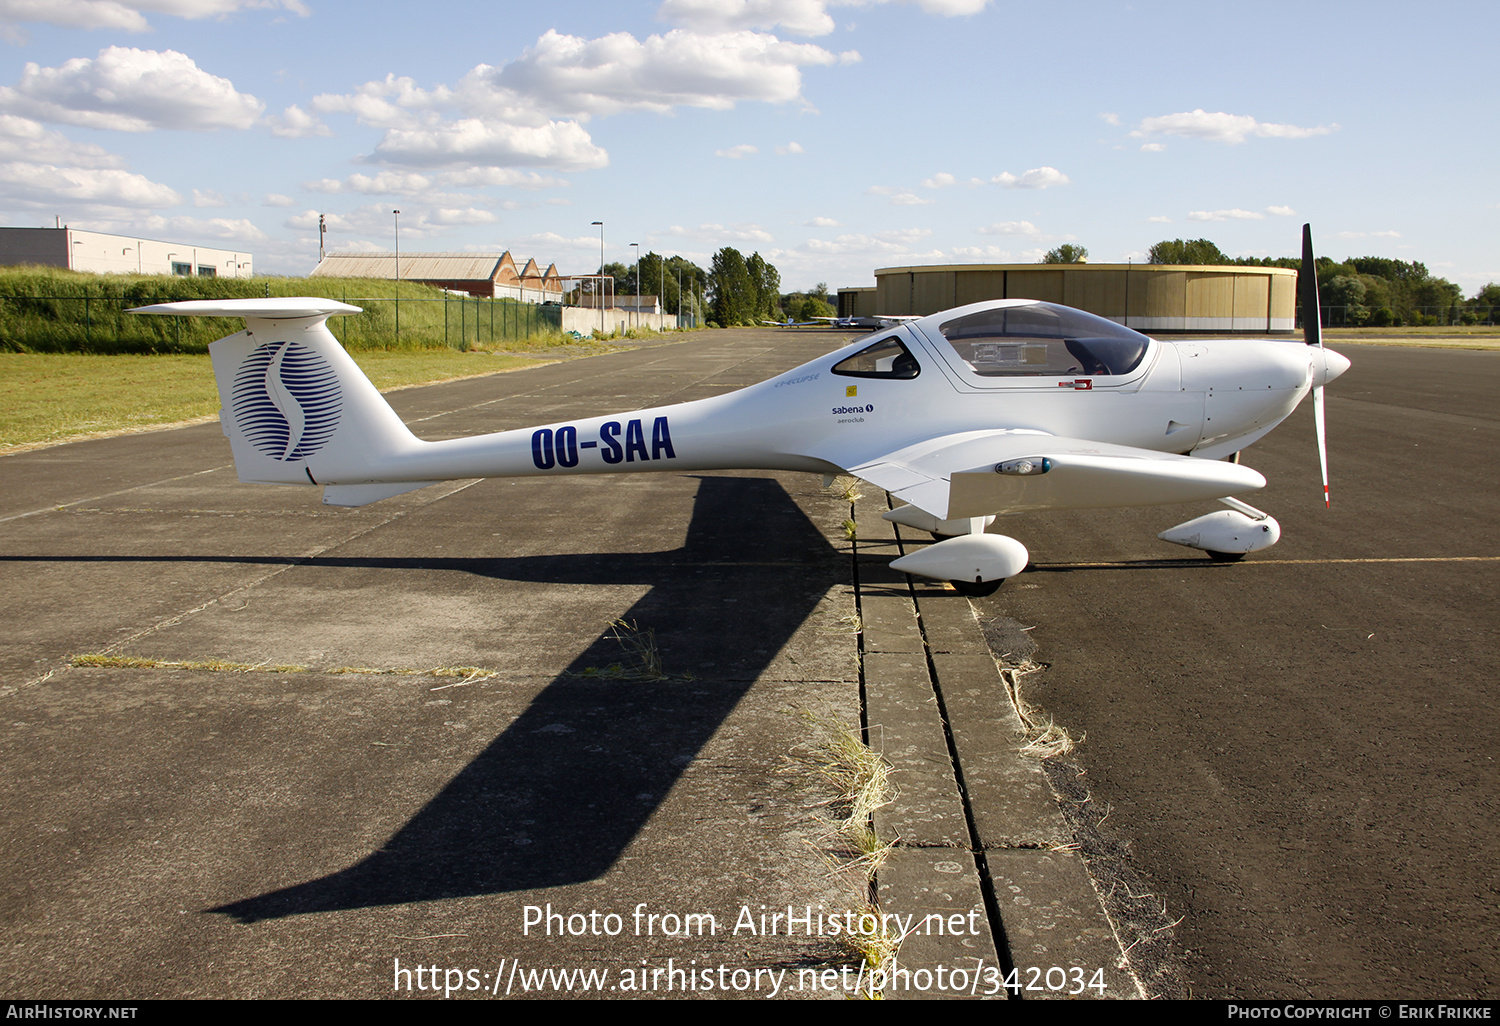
<box><xmin>928</xmin><ymin>301</ymin><xmax>1151</xmax><ymax>378</ymax></box>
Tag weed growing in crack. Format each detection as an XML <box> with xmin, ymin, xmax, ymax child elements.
<box><xmin>575</xmin><ymin>620</ymin><xmax>686</xmax><ymax>681</ymax></box>
<box><xmin>797</xmin><ymin>711</ymin><xmax>896</xmax><ymax>877</ymax></box>
<box><xmin>841</xmin><ymin>906</ymin><xmax>903</xmax><ymax>999</ymax></box>
<box><xmin>1001</xmin><ymin>659</ymin><xmax>1083</xmax><ymax>759</ymax></box>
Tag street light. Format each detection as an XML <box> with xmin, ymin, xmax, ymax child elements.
<box><xmin>392</xmin><ymin>209</ymin><xmax>401</xmax><ymax>281</ymax></box>
<box><xmin>393</xmin><ymin>210</ymin><xmax>402</xmax><ymax>344</ymax></box>
<box><xmin>630</xmin><ymin>242</ymin><xmax>639</xmax><ymax>329</ymax></box>
<box><xmin>591</xmin><ymin>221</ymin><xmax>604</xmax><ymax>334</ymax></box>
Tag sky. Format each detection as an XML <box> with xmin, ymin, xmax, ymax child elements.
<box><xmin>0</xmin><ymin>0</ymin><xmax>1494</xmax><ymax>295</ymax></box>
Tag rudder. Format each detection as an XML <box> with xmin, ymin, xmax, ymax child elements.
<box><xmin>132</xmin><ymin>299</ymin><xmax>421</xmax><ymax>489</ymax></box>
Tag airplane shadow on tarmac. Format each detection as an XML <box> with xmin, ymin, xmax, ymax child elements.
<box><xmin>197</xmin><ymin>474</ymin><xmax>841</xmax><ymax>922</ymax></box>
<box><xmin>4</xmin><ymin>475</ymin><xmax>841</xmax><ymax>921</ymax></box>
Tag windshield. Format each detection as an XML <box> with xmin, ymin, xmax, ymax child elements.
<box><xmin>935</xmin><ymin>303</ymin><xmax>1150</xmax><ymax>377</ymax></box>
<box><xmin>831</xmin><ymin>335</ymin><xmax>921</xmax><ymax>379</ymax></box>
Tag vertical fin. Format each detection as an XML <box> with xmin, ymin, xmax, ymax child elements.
<box><xmin>132</xmin><ymin>299</ymin><xmax>420</xmax><ymax>487</ymax></box>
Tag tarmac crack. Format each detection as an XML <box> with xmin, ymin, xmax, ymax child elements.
<box><xmin>2</xmin><ymin>478</ymin><xmax>481</xmax><ymax>700</ymax></box>
<box><xmin>0</xmin><ymin>463</ymin><xmax>232</xmax><ymax>525</ymax></box>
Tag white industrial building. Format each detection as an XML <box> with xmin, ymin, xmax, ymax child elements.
<box><xmin>0</xmin><ymin>227</ymin><xmax>253</xmax><ymax>277</ymax></box>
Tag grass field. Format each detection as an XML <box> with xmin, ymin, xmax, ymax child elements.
<box><xmin>1323</xmin><ymin>325</ymin><xmax>1500</xmax><ymax>350</ymax></box>
<box><xmin>0</xmin><ymin>348</ymin><xmax>578</xmax><ymax>453</ymax></box>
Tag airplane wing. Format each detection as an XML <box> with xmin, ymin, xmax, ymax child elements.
<box><xmin>843</xmin><ymin>431</ymin><xmax>1266</xmax><ymax>520</ymax></box>
<box><xmin>812</xmin><ymin>314</ymin><xmax>922</xmax><ymax>328</ymax></box>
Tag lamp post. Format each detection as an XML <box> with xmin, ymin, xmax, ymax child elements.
<box><xmin>591</xmin><ymin>221</ymin><xmax>604</xmax><ymax>335</ymax></box>
<box><xmin>393</xmin><ymin>209</ymin><xmax>401</xmax><ymax>344</ymax></box>
<box><xmin>630</xmin><ymin>242</ymin><xmax>639</xmax><ymax>330</ymax></box>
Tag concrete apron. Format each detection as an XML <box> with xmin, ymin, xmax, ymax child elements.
<box><xmin>1</xmin><ymin>347</ymin><xmax>1131</xmax><ymax>1001</ymax></box>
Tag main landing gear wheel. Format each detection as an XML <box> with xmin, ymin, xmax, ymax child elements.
<box><xmin>949</xmin><ymin>578</ymin><xmax>1003</xmax><ymax>597</ymax></box>
<box><xmin>1206</xmin><ymin>550</ymin><xmax>1247</xmax><ymax>563</ymax></box>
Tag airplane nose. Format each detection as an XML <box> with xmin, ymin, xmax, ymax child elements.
<box><xmin>1312</xmin><ymin>348</ymin><xmax>1352</xmax><ymax>388</ymax></box>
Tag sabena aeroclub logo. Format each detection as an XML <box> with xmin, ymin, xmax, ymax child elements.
<box><xmin>230</xmin><ymin>340</ymin><xmax>342</xmax><ymax>461</ymax></box>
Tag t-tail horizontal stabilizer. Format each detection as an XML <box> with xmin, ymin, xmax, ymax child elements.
<box><xmin>130</xmin><ymin>299</ymin><xmax>426</xmax><ymax>506</ymax></box>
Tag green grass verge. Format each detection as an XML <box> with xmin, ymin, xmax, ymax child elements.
<box><xmin>1324</xmin><ymin>325</ymin><xmax>1500</xmax><ymax>338</ymax></box>
<box><xmin>0</xmin><ymin>266</ymin><xmax>569</xmax><ymax>354</ymax></box>
<box><xmin>0</xmin><ymin>348</ymin><xmax>568</xmax><ymax>452</ymax></box>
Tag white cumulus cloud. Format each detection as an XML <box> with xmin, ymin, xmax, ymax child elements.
<box><xmin>310</xmin><ymin>74</ymin><xmax>455</xmax><ymax>131</ymax></box>
<box><xmin>665</xmin><ymin>221</ymin><xmax>774</xmax><ymax>244</ymax></box>
<box><xmin>949</xmin><ymin>245</ymin><xmax>1018</xmax><ymax>260</ymax></box>
<box><xmin>285</xmin><ymin>203</ymin><xmax>489</xmax><ymax>241</ymax></box>
<box><xmin>304</xmin><ymin>171</ymin><xmax>435</xmax><ymax>195</ymax></box>
<box><xmin>795</xmin><ymin>226</ymin><xmax>937</xmax><ymax>257</ymax></box>
<box><xmin>439</xmin><ymin>167</ymin><xmax>568</xmax><ymax>190</ymax></box>
<box><xmin>0</xmin><ymin>47</ymin><xmax>263</xmax><ymax>132</ymax></box>
<box><xmin>1187</xmin><ymin>208</ymin><xmax>1265</xmax><ymax>222</ymax></box>
<box><xmin>656</xmin><ymin>0</ymin><xmax>991</xmax><ymax>37</ymax></box>
<box><xmin>657</xmin><ymin>0</ymin><xmax>835</xmax><ymax>36</ymax></box>
<box><xmin>267</xmin><ymin>104</ymin><xmax>330</xmax><ymax>138</ymax></box>
<box><xmin>427</xmin><ymin>207</ymin><xmax>497</xmax><ymax>226</ymax></box>
<box><xmin>489</xmin><ymin>29</ymin><xmax>841</xmax><ymax>117</ymax></box>
<box><xmin>0</xmin><ymin>113</ymin><xmax>122</xmax><ymax>166</ymax></box>
<box><xmin>1133</xmin><ymin>109</ymin><xmax>1337</xmax><ymax>144</ymax></box>
<box><xmin>132</xmin><ymin>212</ymin><xmax>266</xmax><ymax>241</ymax></box>
<box><xmin>716</xmin><ymin>143</ymin><xmax>758</xmax><ymax>158</ymax></box>
<box><xmin>0</xmin><ymin>0</ymin><xmax>308</xmax><ymax>41</ymax></box>
<box><xmin>312</xmin><ymin>28</ymin><xmax>846</xmax><ymax>173</ymax></box>
<box><xmin>0</xmin><ymin>111</ymin><xmax>182</xmax><ymax>212</ymax></box>
<box><xmin>992</xmin><ymin>166</ymin><xmax>1069</xmax><ymax>189</ymax></box>
<box><xmin>373</xmin><ymin>118</ymin><xmax>608</xmax><ymax>172</ymax></box>
<box><xmin>977</xmin><ymin>220</ymin><xmax>1041</xmax><ymax>236</ymax></box>
<box><xmin>0</xmin><ymin>160</ymin><xmax>180</xmax><ymax>209</ymax></box>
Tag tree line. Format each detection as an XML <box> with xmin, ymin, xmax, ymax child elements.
<box><xmin>1146</xmin><ymin>238</ymin><xmax>1495</xmax><ymax>327</ymax></box>
<box><xmin>598</xmin><ymin>247</ymin><xmax>794</xmax><ymax>326</ymax></box>
<box><xmin>612</xmin><ymin>237</ymin><xmax>1496</xmax><ymax>330</ymax></box>
<box><xmin>1047</xmin><ymin>238</ymin><xmax>1492</xmax><ymax>327</ymax></box>
<box><xmin>598</xmin><ymin>252</ymin><xmax>708</xmax><ymax>320</ymax></box>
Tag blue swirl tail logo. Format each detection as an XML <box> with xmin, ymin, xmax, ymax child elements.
<box><xmin>230</xmin><ymin>341</ymin><xmax>342</xmax><ymax>461</ymax></box>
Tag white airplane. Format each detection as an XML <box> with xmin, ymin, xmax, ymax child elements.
<box><xmin>132</xmin><ymin>227</ymin><xmax>1348</xmax><ymax>596</ymax></box>
<box><xmin>813</xmin><ymin>313</ymin><xmax>921</xmax><ymax>330</ymax></box>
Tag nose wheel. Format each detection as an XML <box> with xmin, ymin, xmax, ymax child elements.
<box><xmin>949</xmin><ymin>578</ymin><xmax>1003</xmax><ymax>597</ymax></box>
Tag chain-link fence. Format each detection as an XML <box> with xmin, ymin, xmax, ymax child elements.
<box><xmin>0</xmin><ymin>293</ymin><xmax>564</xmax><ymax>353</ymax></box>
